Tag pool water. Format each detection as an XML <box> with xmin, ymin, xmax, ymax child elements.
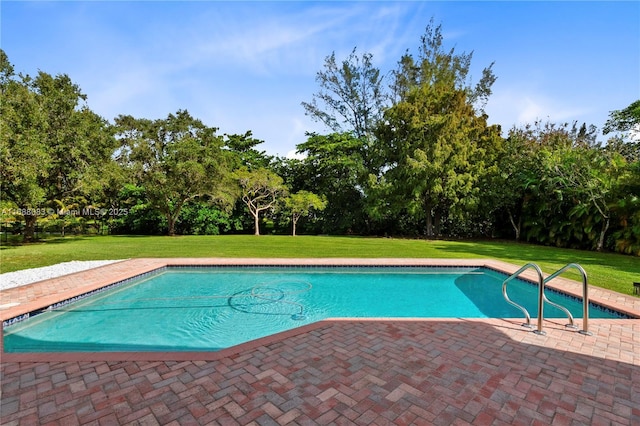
<box><xmin>3</xmin><ymin>266</ymin><xmax>624</xmax><ymax>352</ymax></box>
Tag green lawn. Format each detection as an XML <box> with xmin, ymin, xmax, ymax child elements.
<box><xmin>1</xmin><ymin>235</ymin><xmax>638</xmax><ymax>296</ymax></box>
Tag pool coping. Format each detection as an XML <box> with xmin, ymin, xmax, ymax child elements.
<box><xmin>1</xmin><ymin>257</ymin><xmax>639</xmax><ymax>362</ymax></box>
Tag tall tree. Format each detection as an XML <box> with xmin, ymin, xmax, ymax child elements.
<box><xmin>610</xmin><ymin>160</ymin><xmax>640</xmax><ymax>255</ymax></box>
<box><xmin>235</xmin><ymin>167</ymin><xmax>288</xmax><ymax>235</ymax></box>
<box><xmin>603</xmin><ymin>99</ymin><xmax>640</xmax><ymax>135</ymax></box>
<box><xmin>224</xmin><ymin>131</ymin><xmax>274</xmax><ymax>170</ymax></box>
<box><xmin>390</xmin><ymin>18</ymin><xmax>496</xmax><ymax>115</ymax></box>
<box><xmin>545</xmin><ymin>146</ymin><xmax>623</xmax><ymax>251</ymax></box>
<box><xmin>0</xmin><ymin>51</ymin><xmax>49</xmax><ymax>240</ymax></box>
<box><xmin>497</xmin><ymin>121</ymin><xmax>623</xmax><ymax>251</ymax></box>
<box><xmin>375</xmin><ymin>21</ymin><xmax>500</xmax><ymax>237</ymax></box>
<box><xmin>301</xmin><ymin>47</ymin><xmax>387</xmax><ymax>140</ymax></box>
<box><xmin>0</xmin><ymin>50</ymin><xmax>116</xmax><ymax>241</ymax></box>
<box><xmin>115</xmin><ymin>110</ymin><xmax>231</xmax><ymax>236</ymax></box>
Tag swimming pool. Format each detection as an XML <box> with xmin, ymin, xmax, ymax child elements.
<box><xmin>2</xmin><ymin>266</ymin><xmax>626</xmax><ymax>352</ymax></box>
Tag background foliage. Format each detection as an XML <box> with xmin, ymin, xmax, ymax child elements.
<box><xmin>1</xmin><ymin>19</ymin><xmax>639</xmax><ymax>256</ymax></box>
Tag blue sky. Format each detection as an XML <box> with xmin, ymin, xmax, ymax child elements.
<box><xmin>2</xmin><ymin>1</ymin><xmax>638</xmax><ymax>157</ymax></box>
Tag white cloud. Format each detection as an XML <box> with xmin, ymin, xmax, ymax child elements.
<box><xmin>286</xmin><ymin>149</ymin><xmax>307</xmax><ymax>160</ymax></box>
<box><xmin>180</xmin><ymin>3</ymin><xmax>374</xmax><ymax>77</ymax></box>
<box><xmin>486</xmin><ymin>89</ymin><xmax>594</xmax><ymax>132</ymax></box>
<box><xmin>629</xmin><ymin>124</ymin><xmax>640</xmax><ymax>142</ymax></box>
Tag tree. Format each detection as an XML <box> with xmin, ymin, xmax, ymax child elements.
<box><xmin>224</xmin><ymin>131</ymin><xmax>274</xmax><ymax>170</ymax></box>
<box><xmin>390</xmin><ymin>18</ymin><xmax>496</xmax><ymax>115</ymax></box>
<box><xmin>603</xmin><ymin>99</ymin><xmax>640</xmax><ymax>135</ymax></box>
<box><xmin>235</xmin><ymin>167</ymin><xmax>288</xmax><ymax>235</ymax></box>
<box><xmin>115</xmin><ymin>110</ymin><xmax>231</xmax><ymax>236</ymax></box>
<box><xmin>0</xmin><ymin>51</ymin><xmax>49</xmax><ymax>241</ymax></box>
<box><xmin>301</xmin><ymin>47</ymin><xmax>387</xmax><ymax>139</ymax></box>
<box><xmin>545</xmin><ymin>146</ymin><xmax>623</xmax><ymax>251</ymax></box>
<box><xmin>610</xmin><ymin>161</ymin><xmax>640</xmax><ymax>255</ymax></box>
<box><xmin>375</xmin><ymin>21</ymin><xmax>500</xmax><ymax>237</ymax></box>
<box><xmin>496</xmin><ymin>121</ymin><xmax>623</xmax><ymax>251</ymax></box>
<box><xmin>0</xmin><ymin>50</ymin><xmax>116</xmax><ymax>241</ymax></box>
<box><xmin>294</xmin><ymin>133</ymin><xmax>370</xmax><ymax>234</ymax></box>
<box><xmin>285</xmin><ymin>191</ymin><xmax>327</xmax><ymax>236</ymax></box>
<box><xmin>489</xmin><ymin>121</ymin><xmax>592</xmax><ymax>241</ymax></box>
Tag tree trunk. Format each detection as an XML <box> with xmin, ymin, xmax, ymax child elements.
<box><xmin>424</xmin><ymin>198</ymin><xmax>434</xmax><ymax>237</ymax></box>
<box><xmin>166</xmin><ymin>200</ymin><xmax>187</xmax><ymax>236</ymax></box>
<box><xmin>167</xmin><ymin>216</ymin><xmax>176</xmax><ymax>236</ymax></box>
<box><xmin>292</xmin><ymin>215</ymin><xmax>298</xmax><ymax>236</ymax></box>
<box><xmin>167</xmin><ymin>209</ymin><xmax>180</xmax><ymax>236</ymax></box>
<box><xmin>596</xmin><ymin>217</ymin><xmax>610</xmax><ymax>252</ymax></box>
<box><xmin>508</xmin><ymin>210</ymin><xmax>521</xmax><ymax>240</ymax></box>
<box><xmin>434</xmin><ymin>210</ymin><xmax>442</xmax><ymax>237</ymax></box>
<box><xmin>23</xmin><ymin>215</ymin><xmax>37</xmax><ymax>242</ymax></box>
<box><xmin>254</xmin><ymin>213</ymin><xmax>260</xmax><ymax>236</ymax></box>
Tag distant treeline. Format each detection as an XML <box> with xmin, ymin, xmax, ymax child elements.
<box><xmin>1</xmin><ymin>21</ymin><xmax>639</xmax><ymax>255</ymax></box>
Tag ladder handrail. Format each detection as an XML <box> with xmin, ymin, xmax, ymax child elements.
<box><xmin>502</xmin><ymin>263</ymin><xmax>545</xmax><ymax>333</ymax></box>
<box><xmin>543</xmin><ymin>263</ymin><xmax>591</xmax><ymax>335</ymax></box>
<box><xmin>541</xmin><ymin>293</ymin><xmax>575</xmax><ymax>328</ymax></box>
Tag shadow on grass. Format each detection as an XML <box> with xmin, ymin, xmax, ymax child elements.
<box><xmin>0</xmin><ymin>236</ymin><xmax>90</xmax><ymax>249</ymax></box>
<box><xmin>434</xmin><ymin>239</ymin><xmax>606</xmax><ymax>264</ymax></box>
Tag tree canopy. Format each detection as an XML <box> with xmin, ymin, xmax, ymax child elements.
<box><xmin>285</xmin><ymin>190</ymin><xmax>327</xmax><ymax>236</ymax></box>
<box><xmin>603</xmin><ymin>99</ymin><xmax>640</xmax><ymax>135</ymax></box>
<box><xmin>114</xmin><ymin>110</ymin><xmax>230</xmax><ymax>236</ymax></box>
<box><xmin>1</xmin><ymin>51</ymin><xmax>116</xmax><ymax>240</ymax></box>
<box><xmin>301</xmin><ymin>47</ymin><xmax>387</xmax><ymax>140</ymax></box>
<box><xmin>373</xmin><ymin>20</ymin><xmax>501</xmax><ymax>237</ymax></box>
<box><xmin>2</xmin><ymin>31</ymin><xmax>639</xmax><ymax>256</ymax></box>
<box><xmin>235</xmin><ymin>167</ymin><xmax>288</xmax><ymax>235</ymax></box>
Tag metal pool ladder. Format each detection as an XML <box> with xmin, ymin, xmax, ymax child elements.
<box><xmin>502</xmin><ymin>262</ymin><xmax>591</xmax><ymax>336</ymax></box>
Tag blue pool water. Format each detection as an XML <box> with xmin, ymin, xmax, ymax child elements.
<box><xmin>3</xmin><ymin>266</ymin><xmax>625</xmax><ymax>352</ymax></box>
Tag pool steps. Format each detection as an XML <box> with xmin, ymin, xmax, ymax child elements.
<box><xmin>503</xmin><ymin>263</ymin><xmax>591</xmax><ymax>336</ymax></box>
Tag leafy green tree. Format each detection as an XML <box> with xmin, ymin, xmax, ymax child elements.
<box><xmin>285</xmin><ymin>190</ymin><xmax>327</xmax><ymax>236</ymax></box>
<box><xmin>603</xmin><ymin>99</ymin><xmax>640</xmax><ymax>135</ymax></box>
<box><xmin>375</xmin><ymin>21</ymin><xmax>500</xmax><ymax>237</ymax></box>
<box><xmin>610</xmin><ymin>161</ymin><xmax>640</xmax><ymax>255</ymax></box>
<box><xmin>294</xmin><ymin>133</ymin><xmax>370</xmax><ymax>234</ymax></box>
<box><xmin>235</xmin><ymin>167</ymin><xmax>288</xmax><ymax>235</ymax></box>
<box><xmin>114</xmin><ymin>110</ymin><xmax>232</xmax><ymax>236</ymax></box>
<box><xmin>604</xmin><ymin>135</ymin><xmax>640</xmax><ymax>163</ymax></box>
<box><xmin>301</xmin><ymin>48</ymin><xmax>387</xmax><ymax>140</ymax></box>
<box><xmin>497</xmin><ymin>121</ymin><xmax>626</xmax><ymax>251</ymax></box>
<box><xmin>0</xmin><ymin>51</ymin><xmax>49</xmax><ymax>241</ymax></box>
<box><xmin>390</xmin><ymin>18</ymin><xmax>496</xmax><ymax>115</ymax></box>
<box><xmin>175</xmin><ymin>200</ymin><xmax>239</xmax><ymax>235</ymax></box>
<box><xmin>110</xmin><ymin>184</ymin><xmax>167</xmax><ymax>235</ymax></box>
<box><xmin>545</xmin><ymin>146</ymin><xmax>624</xmax><ymax>251</ymax></box>
<box><xmin>489</xmin><ymin>121</ymin><xmax>587</xmax><ymax>241</ymax></box>
<box><xmin>488</xmin><ymin>127</ymin><xmax>543</xmax><ymax>240</ymax></box>
<box><xmin>224</xmin><ymin>131</ymin><xmax>274</xmax><ymax>170</ymax></box>
<box><xmin>300</xmin><ymin>48</ymin><xmax>387</xmax><ymax>223</ymax></box>
<box><xmin>0</xmin><ymin>50</ymin><xmax>116</xmax><ymax>241</ymax></box>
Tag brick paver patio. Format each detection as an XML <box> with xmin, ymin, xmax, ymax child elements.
<box><xmin>1</xmin><ymin>259</ymin><xmax>639</xmax><ymax>425</ymax></box>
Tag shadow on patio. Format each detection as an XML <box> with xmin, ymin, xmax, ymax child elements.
<box><xmin>2</xmin><ymin>318</ymin><xmax>638</xmax><ymax>424</ymax></box>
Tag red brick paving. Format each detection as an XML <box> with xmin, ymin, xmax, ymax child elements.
<box><xmin>1</xmin><ymin>259</ymin><xmax>639</xmax><ymax>424</ymax></box>
<box><xmin>2</xmin><ymin>319</ymin><xmax>639</xmax><ymax>425</ymax></box>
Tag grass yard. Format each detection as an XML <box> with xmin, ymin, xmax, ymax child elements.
<box><xmin>1</xmin><ymin>235</ymin><xmax>638</xmax><ymax>296</ymax></box>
